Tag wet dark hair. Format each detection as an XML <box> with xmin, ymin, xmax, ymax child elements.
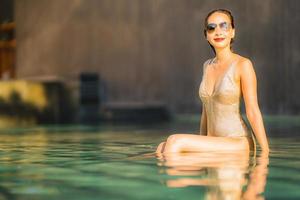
<box><xmin>203</xmin><ymin>9</ymin><xmax>235</xmax><ymax>54</ymax></box>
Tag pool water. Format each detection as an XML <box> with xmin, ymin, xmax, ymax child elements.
<box><xmin>0</xmin><ymin>118</ymin><xmax>299</xmax><ymax>200</ymax></box>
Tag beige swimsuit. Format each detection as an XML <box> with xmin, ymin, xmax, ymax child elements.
<box><xmin>199</xmin><ymin>58</ymin><xmax>255</xmax><ymax>150</ymax></box>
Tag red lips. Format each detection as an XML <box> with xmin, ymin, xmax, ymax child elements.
<box><xmin>214</xmin><ymin>38</ymin><xmax>225</xmax><ymax>42</ymax></box>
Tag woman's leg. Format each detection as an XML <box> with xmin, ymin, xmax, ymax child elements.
<box><xmin>162</xmin><ymin>134</ymin><xmax>250</xmax><ymax>153</ymax></box>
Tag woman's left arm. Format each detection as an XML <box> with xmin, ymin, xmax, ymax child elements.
<box><xmin>240</xmin><ymin>59</ymin><xmax>270</xmax><ymax>153</ymax></box>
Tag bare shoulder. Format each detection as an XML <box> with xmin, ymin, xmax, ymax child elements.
<box><xmin>235</xmin><ymin>55</ymin><xmax>255</xmax><ymax>76</ymax></box>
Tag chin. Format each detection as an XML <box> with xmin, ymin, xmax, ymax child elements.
<box><xmin>212</xmin><ymin>44</ymin><xmax>229</xmax><ymax>50</ymax></box>
<box><xmin>211</xmin><ymin>42</ymin><xmax>230</xmax><ymax>49</ymax></box>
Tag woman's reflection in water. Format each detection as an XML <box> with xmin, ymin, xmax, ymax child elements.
<box><xmin>156</xmin><ymin>150</ymin><xmax>269</xmax><ymax>200</ymax></box>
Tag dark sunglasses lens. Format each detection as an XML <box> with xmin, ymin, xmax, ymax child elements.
<box><xmin>206</xmin><ymin>24</ymin><xmax>216</xmax><ymax>32</ymax></box>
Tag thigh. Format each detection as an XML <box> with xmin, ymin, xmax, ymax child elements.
<box><xmin>165</xmin><ymin>134</ymin><xmax>250</xmax><ymax>153</ymax></box>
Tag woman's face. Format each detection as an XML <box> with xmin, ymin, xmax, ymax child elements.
<box><xmin>205</xmin><ymin>12</ymin><xmax>235</xmax><ymax>51</ymax></box>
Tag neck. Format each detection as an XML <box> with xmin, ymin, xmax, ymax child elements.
<box><xmin>215</xmin><ymin>47</ymin><xmax>233</xmax><ymax>63</ymax></box>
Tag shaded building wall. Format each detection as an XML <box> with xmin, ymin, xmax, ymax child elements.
<box><xmin>14</xmin><ymin>0</ymin><xmax>300</xmax><ymax>114</ymax></box>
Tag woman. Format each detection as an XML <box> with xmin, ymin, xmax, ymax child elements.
<box><xmin>156</xmin><ymin>9</ymin><xmax>269</xmax><ymax>154</ymax></box>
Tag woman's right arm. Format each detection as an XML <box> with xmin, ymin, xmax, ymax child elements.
<box><xmin>199</xmin><ymin>104</ymin><xmax>207</xmax><ymax>135</ymax></box>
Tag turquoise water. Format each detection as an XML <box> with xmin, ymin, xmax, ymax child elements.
<box><xmin>0</xmin><ymin>117</ymin><xmax>299</xmax><ymax>200</ymax></box>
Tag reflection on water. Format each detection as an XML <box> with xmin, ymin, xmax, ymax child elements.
<box><xmin>0</xmin><ymin>127</ymin><xmax>298</xmax><ymax>200</ymax></box>
<box><xmin>157</xmin><ymin>151</ymin><xmax>269</xmax><ymax>200</ymax></box>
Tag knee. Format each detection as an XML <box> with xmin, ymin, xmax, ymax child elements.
<box><xmin>166</xmin><ymin>134</ymin><xmax>185</xmax><ymax>146</ymax></box>
<box><xmin>163</xmin><ymin>134</ymin><xmax>186</xmax><ymax>153</ymax></box>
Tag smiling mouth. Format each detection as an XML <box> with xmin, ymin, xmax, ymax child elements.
<box><xmin>214</xmin><ymin>38</ymin><xmax>225</xmax><ymax>42</ymax></box>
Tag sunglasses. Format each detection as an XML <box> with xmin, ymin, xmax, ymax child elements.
<box><xmin>206</xmin><ymin>22</ymin><xmax>231</xmax><ymax>33</ymax></box>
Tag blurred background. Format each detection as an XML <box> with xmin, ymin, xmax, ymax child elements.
<box><xmin>1</xmin><ymin>2</ymin><xmax>300</xmax><ymax>200</ymax></box>
<box><xmin>1</xmin><ymin>0</ymin><xmax>300</xmax><ymax>126</ymax></box>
